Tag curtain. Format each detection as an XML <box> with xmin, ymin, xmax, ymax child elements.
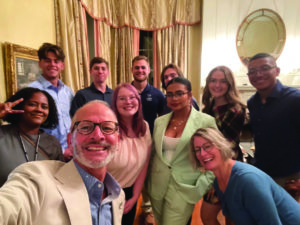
<box><xmin>54</xmin><ymin>0</ymin><xmax>90</xmax><ymax>92</ymax></box>
<box><xmin>81</xmin><ymin>0</ymin><xmax>200</xmax><ymax>89</ymax></box>
<box><xmin>80</xmin><ymin>0</ymin><xmax>201</xmax><ymax>29</ymax></box>
<box><xmin>95</xmin><ymin>22</ymin><xmax>135</xmax><ymax>88</ymax></box>
<box><xmin>54</xmin><ymin>0</ymin><xmax>201</xmax><ymax>91</ymax></box>
<box><xmin>154</xmin><ymin>25</ymin><xmax>189</xmax><ymax>89</ymax></box>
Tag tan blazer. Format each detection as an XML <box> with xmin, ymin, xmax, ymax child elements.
<box><xmin>0</xmin><ymin>160</ymin><xmax>124</xmax><ymax>225</ymax></box>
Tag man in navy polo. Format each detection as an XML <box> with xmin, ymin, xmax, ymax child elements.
<box><xmin>70</xmin><ymin>57</ymin><xmax>113</xmax><ymax>117</ymax></box>
<box><xmin>247</xmin><ymin>52</ymin><xmax>300</xmax><ymax>200</ymax></box>
<box><xmin>131</xmin><ymin>55</ymin><xmax>164</xmax><ymax>225</ymax></box>
<box><xmin>131</xmin><ymin>56</ymin><xmax>165</xmax><ymax>135</ymax></box>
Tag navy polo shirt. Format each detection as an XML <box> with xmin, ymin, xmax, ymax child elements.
<box><xmin>132</xmin><ymin>83</ymin><xmax>165</xmax><ymax>134</ymax></box>
<box><xmin>247</xmin><ymin>80</ymin><xmax>300</xmax><ymax>177</ymax></box>
<box><xmin>70</xmin><ymin>83</ymin><xmax>113</xmax><ymax>117</ymax></box>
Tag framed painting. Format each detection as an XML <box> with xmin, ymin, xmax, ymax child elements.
<box><xmin>5</xmin><ymin>42</ymin><xmax>41</xmax><ymax>97</ymax></box>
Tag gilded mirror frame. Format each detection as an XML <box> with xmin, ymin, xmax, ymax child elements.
<box><xmin>236</xmin><ymin>8</ymin><xmax>286</xmax><ymax>65</ymax></box>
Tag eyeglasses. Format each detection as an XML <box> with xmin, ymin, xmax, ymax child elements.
<box><xmin>72</xmin><ymin>120</ymin><xmax>119</xmax><ymax>135</ymax></box>
<box><xmin>165</xmin><ymin>92</ymin><xmax>189</xmax><ymax>99</ymax></box>
<box><xmin>247</xmin><ymin>66</ymin><xmax>276</xmax><ymax>76</ymax></box>
<box><xmin>118</xmin><ymin>95</ymin><xmax>137</xmax><ymax>102</ymax></box>
<box><xmin>194</xmin><ymin>142</ymin><xmax>213</xmax><ymax>154</ymax></box>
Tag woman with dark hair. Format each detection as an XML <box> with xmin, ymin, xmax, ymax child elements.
<box><xmin>0</xmin><ymin>87</ymin><xmax>63</xmax><ymax>186</ymax></box>
<box><xmin>146</xmin><ymin>77</ymin><xmax>217</xmax><ymax>225</ymax></box>
<box><xmin>191</xmin><ymin>127</ymin><xmax>300</xmax><ymax>225</ymax></box>
<box><xmin>107</xmin><ymin>83</ymin><xmax>152</xmax><ymax>225</ymax></box>
<box><xmin>160</xmin><ymin>63</ymin><xmax>199</xmax><ymax>115</ymax></box>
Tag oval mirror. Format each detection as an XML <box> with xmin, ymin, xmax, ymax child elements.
<box><xmin>236</xmin><ymin>8</ymin><xmax>286</xmax><ymax>65</ymax></box>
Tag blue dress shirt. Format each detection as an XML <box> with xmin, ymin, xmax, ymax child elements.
<box><xmin>74</xmin><ymin>162</ymin><xmax>121</xmax><ymax>225</ymax></box>
<box><xmin>28</xmin><ymin>75</ymin><xmax>74</xmax><ymax>150</ymax></box>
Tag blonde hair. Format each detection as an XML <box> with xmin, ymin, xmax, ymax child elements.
<box><xmin>190</xmin><ymin>127</ymin><xmax>234</xmax><ymax>168</ymax></box>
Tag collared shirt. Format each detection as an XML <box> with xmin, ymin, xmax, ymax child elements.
<box><xmin>74</xmin><ymin>162</ymin><xmax>121</xmax><ymax>225</ymax></box>
<box><xmin>70</xmin><ymin>83</ymin><xmax>114</xmax><ymax>117</ymax></box>
<box><xmin>131</xmin><ymin>82</ymin><xmax>165</xmax><ymax>134</ymax></box>
<box><xmin>28</xmin><ymin>75</ymin><xmax>74</xmax><ymax>150</ymax></box>
<box><xmin>247</xmin><ymin>80</ymin><xmax>300</xmax><ymax>177</ymax></box>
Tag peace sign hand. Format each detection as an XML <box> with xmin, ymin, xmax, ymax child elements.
<box><xmin>0</xmin><ymin>98</ymin><xmax>24</xmax><ymax>120</ymax></box>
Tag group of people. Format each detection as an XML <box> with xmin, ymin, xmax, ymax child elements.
<box><xmin>0</xmin><ymin>42</ymin><xmax>299</xmax><ymax>225</ymax></box>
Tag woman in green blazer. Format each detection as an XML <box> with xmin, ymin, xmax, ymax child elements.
<box><xmin>146</xmin><ymin>77</ymin><xmax>217</xmax><ymax>225</ymax></box>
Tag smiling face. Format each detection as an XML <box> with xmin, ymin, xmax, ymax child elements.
<box><xmin>247</xmin><ymin>57</ymin><xmax>279</xmax><ymax>93</ymax></box>
<box><xmin>38</xmin><ymin>52</ymin><xmax>64</xmax><ymax>81</ymax></box>
<box><xmin>131</xmin><ymin>59</ymin><xmax>150</xmax><ymax>82</ymax></box>
<box><xmin>90</xmin><ymin>62</ymin><xmax>109</xmax><ymax>85</ymax></box>
<box><xmin>21</xmin><ymin>92</ymin><xmax>49</xmax><ymax>127</ymax></box>
<box><xmin>166</xmin><ymin>83</ymin><xmax>192</xmax><ymax>112</ymax></box>
<box><xmin>163</xmin><ymin>68</ymin><xmax>179</xmax><ymax>88</ymax></box>
<box><xmin>71</xmin><ymin>102</ymin><xmax>119</xmax><ymax>170</ymax></box>
<box><xmin>193</xmin><ymin>136</ymin><xmax>221</xmax><ymax>171</ymax></box>
<box><xmin>116</xmin><ymin>87</ymin><xmax>139</xmax><ymax>120</ymax></box>
<box><xmin>208</xmin><ymin>70</ymin><xmax>229</xmax><ymax>100</ymax></box>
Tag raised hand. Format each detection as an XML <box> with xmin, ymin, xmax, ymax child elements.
<box><xmin>0</xmin><ymin>98</ymin><xmax>24</xmax><ymax>119</ymax></box>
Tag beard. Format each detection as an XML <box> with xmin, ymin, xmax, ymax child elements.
<box><xmin>133</xmin><ymin>74</ymin><xmax>148</xmax><ymax>82</ymax></box>
<box><xmin>72</xmin><ymin>136</ymin><xmax>118</xmax><ymax>169</ymax></box>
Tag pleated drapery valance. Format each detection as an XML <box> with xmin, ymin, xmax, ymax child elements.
<box><xmin>80</xmin><ymin>0</ymin><xmax>201</xmax><ymax>30</ymax></box>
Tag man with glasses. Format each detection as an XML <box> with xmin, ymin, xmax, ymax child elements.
<box><xmin>247</xmin><ymin>52</ymin><xmax>300</xmax><ymax>200</ymax></box>
<box><xmin>0</xmin><ymin>100</ymin><xmax>125</xmax><ymax>225</ymax></box>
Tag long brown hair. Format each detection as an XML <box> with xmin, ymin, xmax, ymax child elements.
<box><xmin>112</xmin><ymin>83</ymin><xmax>146</xmax><ymax>139</ymax></box>
<box><xmin>202</xmin><ymin>66</ymin><xmax>246</xmax><ymax>113</ymax></box>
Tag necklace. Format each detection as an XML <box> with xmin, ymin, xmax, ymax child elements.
<box><xmin>18</xmin><ymin>131</ymin><xmax>40</xmax><ymax>162</ymax></box>
<box><xmin>171</xmin><ymin>119</ymin><xmax>185</xmax><ymax>131</ymax></box>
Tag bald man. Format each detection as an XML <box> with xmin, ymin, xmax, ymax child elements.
<box><xmin>0</xmin><ymin>100</ymin><xmax>124</xmax><ymax>225</ymax></box>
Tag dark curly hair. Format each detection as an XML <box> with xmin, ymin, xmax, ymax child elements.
<box><xmin>4</xmin><ymin>87</ymin><xmax>58</xmax><ymax>129</ymax></box>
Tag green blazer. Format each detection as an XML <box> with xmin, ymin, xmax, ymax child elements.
<box><xmin>146</xmin><ymin>107</ymin><xmax>217</xmax><ymax>204</ymax></box>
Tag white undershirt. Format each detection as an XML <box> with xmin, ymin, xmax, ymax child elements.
<box><xmin>162</xmin><ymin>136</ymin><xmax>180</xmax><ymax>162</ymax></box>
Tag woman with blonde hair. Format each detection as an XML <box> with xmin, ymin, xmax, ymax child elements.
<box><xmin>191</xmin><ymin>127</ymin><xmax>300</xmax><ymax>225</ymax></box>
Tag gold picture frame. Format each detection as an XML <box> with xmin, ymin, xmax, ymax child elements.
<box><xmin>5</xmin><ymin>42</ymin><xmax>41</xmax><ymax>97</ymax></box>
